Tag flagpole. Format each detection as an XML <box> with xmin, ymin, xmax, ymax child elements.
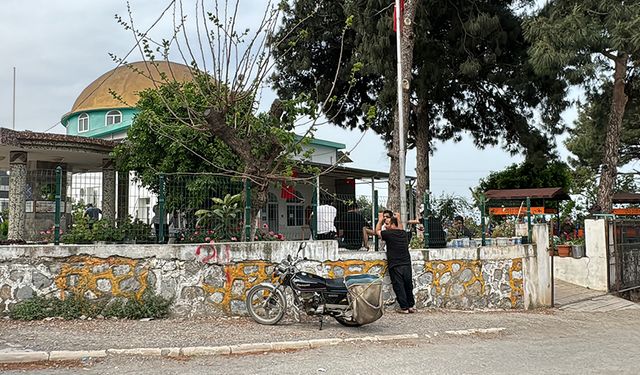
<box><xmin>395</xmin><ymin>0</ymin><xmax>407</xmax><ymax>228</ymax></box>
<box><xmin>12</xmin><ymin>67</ymin><xmax>16</xmax><ymax>130</ymax></box>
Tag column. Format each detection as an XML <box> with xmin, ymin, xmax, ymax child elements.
<box><xmin>117</xmin><ymin>171</ymin><xmax>129</xmax><ymax>224</ymax></box>
<box><xmin>101</xmin><ymin>158</ymin><xmax>116</xmax><ymax>221</ymax></box>
<box><xmin>8</xmin><ymin>151</ymin><xmax>27</xmax><ymax>241</ymax></box>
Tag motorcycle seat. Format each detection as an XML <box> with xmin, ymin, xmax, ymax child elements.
<box><xmin>325</xmin><ymin>277</ymin><xmax>347</xmax><ymax>292</ymax></box>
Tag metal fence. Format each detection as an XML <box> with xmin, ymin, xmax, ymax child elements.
<box><xmin>608</xmin><ymin>219</ymin><xmax>640</xmax><ymax>293</ymax></box>
<box><xmin>17</xmin><ymin>168</ymin><xmax>532</xmax><ymax>249</ymax></box>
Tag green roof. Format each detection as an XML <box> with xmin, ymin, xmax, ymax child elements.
<box><xmin>295</xmin><ymin>135</ymin><xmax>345</xmax><ymax>150</ymax></box>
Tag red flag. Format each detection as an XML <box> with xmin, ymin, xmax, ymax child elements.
<box><xmin>393</xmin><ymin>0</ymin><xmax>405</xmax><ymax>33</ymax></box>
<box><xmin>281</xmin><ymin>170</ymin><xmax>298</xmax><ymax>199</ymax></box>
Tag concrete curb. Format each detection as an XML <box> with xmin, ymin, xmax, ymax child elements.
<box><xmin>0</xmin><ymin>333</ymin><xmax>421</xmax><ymax>364</ymax></box>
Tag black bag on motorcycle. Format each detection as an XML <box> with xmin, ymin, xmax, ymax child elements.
<box><xmin>345</xmin><ymin>274</ymin><xmax>384</xmax><ymax>325</ymax></box>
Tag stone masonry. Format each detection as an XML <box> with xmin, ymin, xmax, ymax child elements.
<box><xmin>0</xmin><ymin>226</ymin><xmax>552</xmax><ymax>317</ymax></box>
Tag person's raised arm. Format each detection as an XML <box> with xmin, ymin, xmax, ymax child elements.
<box><xmin>375</xmin><ymin>212</ymin><xmax>385</xmax><ymax>237</ymax></box>
<box><xmin>395</xmin><ymin>212</ymin><xmax>404</xmax><ymax>230</ymax></box>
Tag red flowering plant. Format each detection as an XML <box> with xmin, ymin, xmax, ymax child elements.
<box><xmin>255</xmin><ymin>223</ymin><xmax>286</xmax><ymax>241</ymax></box>
<box><xmin>36</xmin><ymin>226</ymin><xmax>63</xmax><ymax>243</ymax></box>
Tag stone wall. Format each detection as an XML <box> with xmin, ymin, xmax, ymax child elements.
<box><xmin>0</xmin><ymin>225</ymin><xmax>551</xmax><ymax>316</ymax></box>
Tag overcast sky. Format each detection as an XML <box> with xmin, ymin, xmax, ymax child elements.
<box><xmin>0</xmin><ymin>0</ymin><xmax>576</xmax><ymax>199</ymax></box>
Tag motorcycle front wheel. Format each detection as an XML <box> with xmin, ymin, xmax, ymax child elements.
<box><xmin>245</xmin><ymin>285</ymin><xmax>286</xmax><ymax>325</ymax></box>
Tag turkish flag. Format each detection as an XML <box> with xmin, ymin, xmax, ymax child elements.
<box><xmin>393</xmin><ymin>0</ymin><xmax>405</xmax><ymax>33</ymax></box>
<box><xmin>281</xmin><ymin>170</ymin><xmax>298</xmax><ymax>199</ymax></box>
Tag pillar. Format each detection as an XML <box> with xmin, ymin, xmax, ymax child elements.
<box><xmin>8</xmin><ymin>151</ymin><xmax>27</xmax><ymax>241</ymax></box>
<box><xmin>117</xmin><ymin>171</ymin><xmax>129</xmax><ymax>224</ymax></box>
<box><xmin>101</xmin><ymin>159</ymin><xmax>116</xmax><ymax>221</ymax></box>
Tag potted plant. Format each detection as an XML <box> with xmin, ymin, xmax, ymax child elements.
<box><xmin>554</xmin><ymin>234</ymin><xmax>572</xmax><ymax>257</ymax></box>
<box><xmin>569</xmin><ymin>237</ymin><xmax>585</xmax><ymax>259</ymax></box>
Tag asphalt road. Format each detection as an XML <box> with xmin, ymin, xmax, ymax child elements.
<box><xmin>3</xmin><ymin>309</ymin><xmax>640</xmax><ymax>374</ymax></box>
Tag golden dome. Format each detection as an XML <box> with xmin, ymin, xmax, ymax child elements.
<box><xmin>68</xmin><ymin>61</ymin><xmax>195</xmax><ymax>114</ymax></box>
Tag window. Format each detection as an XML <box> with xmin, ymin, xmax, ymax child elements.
<box><xmin>105</xmin><ymin>110</ymin><xmax>122</xmax><ymax>126</ymax></box>
<box><xmin>78</xmin><ymin>113</ymin><xmax>89</xmax><ymax>132</ymax></box>
<box><xmin>286</xmin><ymin>190</ymin><xmax>304</xmax><ymax>226</ymax></box>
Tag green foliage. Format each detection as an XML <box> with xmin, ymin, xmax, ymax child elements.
<box><xmin>566</xmin><ymin>81</ymin><xmax>640</xmax><ymax>170</ymax></box>
<box><xmin>91</xmin><ymin>219</ymin><xmax>125</xmax><ymax>242</ymax></box>
<box><xmin>429</xmin><ymin>194</ymin><xmax>475</xmax><ymax>224</ymax></box>
<box><xmin>524</xmin><ymin>1</ymin><xmax>640</xmax><ymax>81</ymax></box>
<box><xmin>10</xmin><ymin>290</ymin><xmax>172</xmax><ymax>321</ymax></box>
<box><xmin>272</xmin><ymin>0</ymin><xmax>567</xmax><ymax>163</ymax></box>
<box><xmin>113</xmin><ymin>76</ymin><xmax>241</xmax><ymax>193</ymax></box>
<box><xmin>476</xmin><ymin>160</ymin><xmax>572</xmax><ymax>194</ymax></box>
<box><xmin>60</xmin><ymin>213</ymin><xmax>93</xmax><ymax>244</ymax></box>
<box><xmin>0</xmin><ymin>219</ymin><xmax>8</xmax><ymax>240</ymax></box>
<box><xmin>195</xmin><ymin>193</ymin><xmax>243</xmax><ymax>240</ymax></box>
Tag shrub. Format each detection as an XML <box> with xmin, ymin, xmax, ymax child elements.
<box><xmin>10</xmin><ymin>290</ymin><xmax>172</xmax><ymax>321</ymax></box>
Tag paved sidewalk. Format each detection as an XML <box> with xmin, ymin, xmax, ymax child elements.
<box><xmin>554</xmin><ymin>279</ymin><xmax>640</xmax><ymax>312</ymax></box>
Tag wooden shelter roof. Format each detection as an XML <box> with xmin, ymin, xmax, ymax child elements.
<box><xmin>484</xmin><ymin>187</ymin><xmax>570</xmax><ymax>201</ymax></box>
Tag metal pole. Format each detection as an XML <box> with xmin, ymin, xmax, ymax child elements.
<box><xmin>12</xmin><ymin>67</ymin><xmax>16</xmax><ymax>130</ymax></box>
<box><xmin>54</xmin><ymin>166</ymin><xmax>62</xmax><ymax>245</ymax></box>
<box><xmin>481</xmin><ymin>195</ymin><xmax>486</xmax><ymax>247</ymax></box>
<box><xmin>395</xmin><ymin>0</ymin><xmax>407</xmax><ymax>229</ymax></box>
<box><xmin>423</xmin><ymin>192</ymin><xmax>430</xmax><ymax>248</ymax></box>
<box><xmin>158</xmin><ymin>174</ymin><xmax>165</xmax><ymax>244</ymax></box>
<box><xmin>312</xmin><ymin>184</ymin><xmax>318</xmax><ymax>240</ymax></box>
<box><xmin>244</xmin><ymin>179</ymin><xmax>252</xmax><ymax>241</ymax></box>
<box><xmin>374</xmin><ymin>190</ymin><xmax>379</xmax><ymax>251</ymax></box>
<box><xmin>526</xmin><ymin>197</ymin><xmax>532</xmax><ymax>242</ymax></box>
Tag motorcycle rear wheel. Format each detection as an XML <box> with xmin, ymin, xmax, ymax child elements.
<box><xmin>246</xmin><ymin>285</ymin><xmax>286</xmax><ymax>325</ymax></box>
<box><xmin>334</xmin><ymin>315</ymin><xmax>362</xmax><ymax>327</ymax></box>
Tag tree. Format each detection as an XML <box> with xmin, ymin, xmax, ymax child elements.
<box><xmin>566</xmin><ymin>81</ymin><xmax>640</xmax><ymax>171</ymax></box>
<box><xmin>114</xmin><ymin>77</ymin><xmax>241</xmax><ymax>191</ymax></box>
<box><xmin>475</xmin><ymin>160</ymin><xmax>573</xmax><ymax>195</ymax></box>
<box><xmin>117</xmin><ymin>0</ymin><xmax>331</xmax><ymax>239</ymax></box>
<box><xmin>524</xmin><ymin>1</ymin><xmax>640</xmax><ymax>212</ymax></box>
<box><xmin>273</xmin><ymin>0</ymin><xmax>567</xmax><ymax>212</ymax></box>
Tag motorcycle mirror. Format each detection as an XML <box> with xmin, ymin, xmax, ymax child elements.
<box><xmin>287</xmin><ymin>254</ymin><xmax>292</xmax><ymax>262</ymax></box>
<box><xmin>297</xmin><ymin>242</ymin><xmax>306</xmax><ymax>257</ymax></box>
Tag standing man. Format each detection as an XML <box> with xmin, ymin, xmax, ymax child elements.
<box><xmin>317</xmin><ymin>198</ymin><xmax>337</xmax><ymax>240</ymax></box>
<box><xmin>376</xmin><ymin>213</ymin><xmax>416</xmax><ymax>314</ymax></box>
<box><xmin>84</xmin><ymin>203</ymin><xmax>102</xmax><ymax>229</ymax></box>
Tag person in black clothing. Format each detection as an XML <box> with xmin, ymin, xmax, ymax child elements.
<box><xmin>335</xmin><ymin>202</ymin><xmax>370</xmax><ymax>250</ymax></box>
<box><xmin>452</xmin><ymin>215</ymin><xmax>473</xmax><ymax>239</ymax></box>
<box><xmin>376</xmin><ymin>213</ymin><xmax>416</xmax><ymax>314</ymax></box>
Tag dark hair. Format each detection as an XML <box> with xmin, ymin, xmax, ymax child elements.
<box><xmin>454</xmin><ymin>215</ymin><xmax>464</xmax><ymax>223</ymax></box>
<box><xmin>347</xmin><ymin>201</ymin><xmax>358</xmax><ymax>210</ymax></box>
<box><xmin>86</xmin><ymin>203</ymin><xmax>93</xmax><ymax>208</ymax></box>
<box><xmin>388</xmin><ymin>217</ymin><xmax>399</xmax><ymax>227</ymax></box>
<box><xmin>383</xmin><ymin>210</ymin><xmax>394</xmax><ymax>218</ymax></box>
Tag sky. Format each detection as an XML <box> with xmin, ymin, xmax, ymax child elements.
<box><xmin>0</xmin><ymin>0</ymin><xmax>577</xmax><ymax>199</ymax></box>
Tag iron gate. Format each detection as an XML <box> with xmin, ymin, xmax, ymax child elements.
<box><xmin>607</xmin><ymin>219</ymin><xmax>640</xmax><ymax>293</ymax></box>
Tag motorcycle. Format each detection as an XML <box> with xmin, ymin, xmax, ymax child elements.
<box><xmin>245</xmin><ymin>243</ymin><xmax>384</xmax><ymax>328</ymax></box>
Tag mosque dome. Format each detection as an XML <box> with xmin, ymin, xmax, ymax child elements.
<box><xmin>67</xmin><ymin>61</ymin><xmax>195</xmax><ymax>115</ymax></box>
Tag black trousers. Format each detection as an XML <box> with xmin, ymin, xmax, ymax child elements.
<box><xmin>389</xmin><ymin>264</ymin><xmax>415</xmax><ymax>310</ymax></box>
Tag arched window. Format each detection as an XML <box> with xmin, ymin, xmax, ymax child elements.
<box><xmin>78</xmin><ymin>113</ymin><xmax>89</xmax><ymax>133</ymax></box>
<box><xmin>105</xmin><ymin>110</ymin><xmax>122</xmax><ymax>126</ymax></box>
<box><xmin>286</xmin><ymin>190</ymin><xmax>305</xmax><ymax>226</ymax></box>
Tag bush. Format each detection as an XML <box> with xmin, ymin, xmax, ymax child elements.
<box><xmin>10</xmin><ymin>290</ymin><xmax>172</xmax><ymax>321</ymax></box>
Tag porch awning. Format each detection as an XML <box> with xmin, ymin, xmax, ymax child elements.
<box><xmin>613</xmin><ymin>192</ymin><xmax>640</xmax><ymax>204</ymax></box>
